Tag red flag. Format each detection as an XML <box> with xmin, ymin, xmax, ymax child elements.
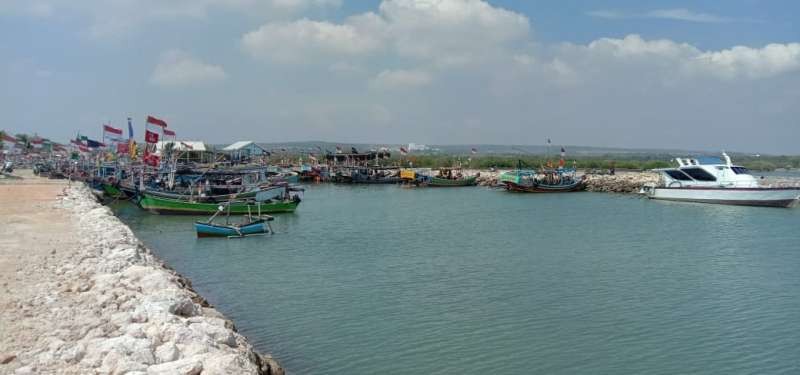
<box><xmin>145</xmin><ymin>130</ymin><xmax>159</xmax><ymax>144</ymax></box>
<box><xmin>103</xmin><ymin>124</ymin><xmax>123</xmax><ymax>135</ymax></box>
<box><xmin>146</xmin><ymin>116</ymin><xmax>167</xmax><ymax>128</ymax></box>
<box><xmin>116</xmin><ymin>142</ymin><xmax>129</xmax><ymax>154</ymax></box>
<box><xmin>163</xmin><ymin>129</ymin><xmax>176</xmax><ymax>137</ymax></box>
<box><xmin>143</xmin><ymin>152</ymin><xmax>160</xmax><ymax>167</ymax></box>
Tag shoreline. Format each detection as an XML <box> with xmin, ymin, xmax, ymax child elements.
<box><xmin>0</xmin><ymin>172</ymin><xmax>283</xmax><ymax>374</ymax></box>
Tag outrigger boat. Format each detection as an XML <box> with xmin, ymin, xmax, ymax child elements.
<box><xmin>641</xmin><ymin>153</ymin><xmax>800</xmax><ymax>208</ymax></box>
<box><xmin>139</xmin><ymin>185</ymin><xmax>302</xmax><ymax>215</ymax></box>
<box><xmin>195</xmin><ymin>201</ymin><xmax>275</xmax><ymax>238</ymax></box>
<box><xmin>500</xmin><ymin>164</ymin><xmax>586</xmax><ymax>193</ymax></box>
<box><xmin>429</xmin><ymin>167</ymin><xmax>478</xmax><ymax>187</ymax></box>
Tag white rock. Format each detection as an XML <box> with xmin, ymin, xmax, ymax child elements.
<box><xmin>154</xmin><ymin>342</ymin><xmax>180</xmax><ymax>363</ymax></box>
<box><xmin>202</xmin><ymin>353</ymin><xmax>260</xmax><ymax>374</ymax></box>
<box><xmin>146</xmin><ymin>356</ymin><xmax>203</xmax><ymax>375</ymax></box>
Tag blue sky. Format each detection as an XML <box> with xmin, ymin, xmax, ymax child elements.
<box><xmin>1</xmin><ymin>0</ymin><xmax>799</xmax><ymax>153</ymax></box>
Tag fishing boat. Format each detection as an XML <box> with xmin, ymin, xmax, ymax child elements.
<box><xmin>195</xmin><ymin>203</ymin><xmax>275</xmax><ymax>238</ymax></box>
<box><xmin>139</xmin><ymin>192</ymin><xmax>300</xmax><ymax>215</ymax></box>
<box><xmin>101</xmin><ymin>182</ymin><xmax>128</xmax><ymax>199</ymax></box>
<box><xmin>429</xmin><ymin>167</ymin><xmax>478</xmax><ymax>187</ymax></box>
<box><xmin>195</xmin><ymin>218</ymin><xmax>272</xmax><ymax>237</ymax></box>
<box><xmin>641</xmin><ymin>153</ymin><xmax>800</xmax><ymax>208</ymax></box>
<box><xmin>501</xmin><ymin>167</ymin><xmax>586</xmax><ymax>192</ymax></box>
<box><xmin>333</xmin><ymin>166</ymin><xmax>401</xmax><ymax>184</ymax></box>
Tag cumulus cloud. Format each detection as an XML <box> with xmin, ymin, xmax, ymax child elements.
<box><xmin>241</xmin><ymin>18</ymin><xmax>382</xmax><ymax>63</ymax></box>
<box><xmin>550</xmin><ymin>35</ymin><xmax>800</xmax><ymax>81</ymax></box>
<box><xmin>695</xmin><ymin>43</ymin><xmax>800</xmax><ymax>79</ymax></box>
<box><xmin>149</xmin><ymin>50</ymin><xmax>226</xmax><ymax>87</ymax></box>
<box><xmin>369</xmin><ymin>69</ymin><xmax>432</xmax><ymax>90</ymax></box>
<box><xmin>242</xmin><ymin>0</ymin><xmax>530</xmax><ymax>66</ymax></box>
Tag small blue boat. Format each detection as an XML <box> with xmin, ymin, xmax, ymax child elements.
<box><xmin>195</xmin><ymin>218</ymin><xmax>273</xmax><ymax>238</ymax></box>
<box><xmin>195</xmin><ymin>200</ymin><xmax>275</xmax><ymax>238</ymax></box>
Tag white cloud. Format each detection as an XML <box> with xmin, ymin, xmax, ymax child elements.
<box><xmin>694</xmin><ymin>43</ymin><xmax>800</xmax><ymax>79</ymax></box>
<box><xmin>241</xmin><ymin>18</ymin><xmax>382</xmax><ymax>63</ymax></box>
<box><xmin>149</xmin><ymin>50</ymin><xmax>226</xmax><ymax>87</ymax></box>
<box><xmin>588</xmin><ymin>8</ymin><xmax>735</xmax><ymax>23</ymax></box>
<box><xmin>2</xmin><ymin>0</ymin><xmax>341</xmax><ymax>39</ymax></box>
<box><xmin>557</xmin><ymin>35</ymin><xmax>800</xmax><ymax>80</ymax></box>
<box><xmin>646</xmin><ymin>9</ymin><xmax>730</xmax><ymax>23</ymax></box>
<box><xmin>369</xmin><ymin>69</ymin><xmax>432</xmax><ymax>90</ymax></box>
<box><xmin>242</xmin><ymin>0</ymin><xmax>530</xmax><ymax>66</ymax></box>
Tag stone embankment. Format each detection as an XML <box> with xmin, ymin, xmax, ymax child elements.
<box><xmin>472</xmin><ymin>169</ymin><xmax>660</xmax><ymax>193</ymax></box>
<box><xmin>582</xmin><ymin>172</ymin><xmax>660</xmax><ymax>193</ymax></box>
<box><xmin>0</xmin><ymin>179</ymin><xmax>282</xmax><ymax>375</ymax></box>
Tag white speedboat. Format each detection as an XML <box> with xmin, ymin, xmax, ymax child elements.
<box><xmin>640</xmin><ymin>153</ymin><xmax>800</xmax><ymax>208</ymax></box>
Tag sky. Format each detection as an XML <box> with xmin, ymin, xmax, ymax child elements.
<box><xmin>1</xmin><ymin>0</ymin><xmax>799</xmax><ymax>153</ymax></box>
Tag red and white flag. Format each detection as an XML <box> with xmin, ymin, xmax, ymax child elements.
<box><xmin>103</xmin><ymin>124</ymin><xmax>124</xmax><ymax>145</ymax></box>
<box><xmin>145</xmin><ymin>116</ymin><xmax>166</xmax><ymax>144</ymax></box>
<box><xmin>144</xmin><ymin>153</ymin><xmax>160</xmax><ymax>167</ymax></box>
<box><xmin>2</xmin><ymin>134</ymin><xmax>16</xmax><ymax>149</ymax></box>
<box><xmin>471</xmin><ymin>147</ymin><xmax>478</xmax><ymax>154</ymax></box>
<box><xmin>103</xmin><ymin>124</ymin><xmax>123</xmax><ymax>136</ymax></box>
<box><xmin>146</xmin><ymin>116</ymin><xmax>168</xmax><ymax>127</ymax></box>
<box><xmin>399</xmin><ymin>147</ymin><xmax>408</xmax><ymax>155</ymax></box>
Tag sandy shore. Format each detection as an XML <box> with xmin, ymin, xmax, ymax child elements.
<box><xmin>0</xmin><ymin>171</ymin><xmax>282</xmax><ymax>375</ymax></box>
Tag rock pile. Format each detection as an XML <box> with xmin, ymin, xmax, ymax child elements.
<box><xmin>3</xmin><ymin>184</ymin><xmax>283</xmax><ymax>375</ymax></box>
<box><xmin>583</xmin><ymin>172</ymin><xmax>660</xmax><ymax>193</ymax></box>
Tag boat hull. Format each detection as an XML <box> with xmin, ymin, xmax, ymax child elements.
<box><xmin>101</xmin><ymin>183</ymin><xmax>129</xmax><ymax>199</ymax></box>
<box><xmin>504</xmin><ymin>181</ymin><xmax>586</xmax><ymax>193</ymax></box>
<box><xmin>195</xmin><ymin>220</ymin><xmax>268</xmax><ymax>237</ymax></box>
<box><xmin>649</xmin><ymin>187</ymin><xmax>800</xmax><ymax>208</ymax></box>
<box><xmin>429</xmin><ymin>176</ymin><xmax>477</xmax><ymax>187</ymax></box>
<box><xmin>139</xmin><ymin>194</ymin><xmax>299</xmax><ymax>215</ymax></box>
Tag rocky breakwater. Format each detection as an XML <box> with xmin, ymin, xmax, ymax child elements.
<box><xmin>583</xmin><ymin>172</ymin><xmax>660</xmax><ymax>193</ymax></box>
<box><xmin>2</xmin><ymin>184</ymin><xmax>283</xmax><ymax>375</ymax></box>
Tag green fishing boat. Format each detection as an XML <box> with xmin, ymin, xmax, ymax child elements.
<box><xmin>138</xmin><ymin>193</ymin><xmax>300</xmax><ymax>215</ymax></box>
<box><xmin>428</xmin><ymin>168</ymin><xmax>478</xmax><ymax>187</ymax></box>
<box><xmin>101</xmin><ymin>183</ymin><xmax>126</xmax><ymax>199</ymax></box>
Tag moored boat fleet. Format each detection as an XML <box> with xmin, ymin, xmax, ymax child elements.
<box><xmin>3</xmin><ymin>117</ymin><xmax>798</xmax><ymax>216</ymax></box>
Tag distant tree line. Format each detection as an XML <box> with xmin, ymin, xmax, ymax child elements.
<box><xmin>377</xmin><ymin>153</ymin><xmax>800</xmax><ymax>171</ymax></box>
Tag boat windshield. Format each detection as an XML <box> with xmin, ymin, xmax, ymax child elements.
<box><xmin>664</xmin><ymin>169</ymin><xmax>692</xmax><ymax>181</ymax></box>
<box><xmin>731</xmin><ymin>166</ymin><xmax>750</xmax><ymax>175</ymax></box>
<box><xmin>680</xmin><ymin>167</ymin><xmax>717</xmax><ymax>181</ymax></box>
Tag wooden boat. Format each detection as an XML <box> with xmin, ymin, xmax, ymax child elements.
<box><xmin>333</xmin><ymin>166</ymin><xmax>401</xmax><ymax>184</ymax></box>
<box><xmin>101</xmin><ymin>183</ymin><xmax>127</xmax><ymax>199</ymax></box>
<box><xmin>429</xmin><ymin>168</ymin><xmax>477</xmax><ymax>187</ymax></box>
<box><xmin>501</xmin><ymin>168</ymin><xmax>586</xmax><ymax>193</ymax></box>
<box><xmin>142</xmin><ymin>184</ymin><xmax>287</xmax><ymax>203</ymax></box>
<box><xmin>139</xmin><ymin>193</ymin><xmax>300</xmax><ymax>215</ymax></box>
<box><xmin>195</xmin><ymin>201</ymin><xmax>275</xmax><ymax>237</ymax></box>
<box><xmin>195</xmin><ymin>218</ymin><xmax>273</xmax><ymax>237</ymax></box>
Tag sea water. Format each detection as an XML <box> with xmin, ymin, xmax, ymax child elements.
<box><xmin>113</xmin><ymin>184</ymin><xmax>800</xmax><ymax>374</ymax></box>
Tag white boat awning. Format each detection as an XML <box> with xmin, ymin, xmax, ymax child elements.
<box><xmin>155</xmin><ymin>141</ymin><xmax>207</xmax><ymax>153</ymax></box>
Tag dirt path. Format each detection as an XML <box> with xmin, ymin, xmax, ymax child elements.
<box><xmin>0</xmin><ymin>173</ymin><xmax>78</xmax><ymax>371</ymax></box>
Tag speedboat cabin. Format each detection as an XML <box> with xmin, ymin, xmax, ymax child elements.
<box><xmin>654</xmin><ymin>153</ymin><xmax>759</xmax><ymax>188</ymax></box>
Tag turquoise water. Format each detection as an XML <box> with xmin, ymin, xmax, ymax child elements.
<box><xmin>113</xmin><ymin>185</ymin><xmax>800</xmax><ymax>374</ymax></box>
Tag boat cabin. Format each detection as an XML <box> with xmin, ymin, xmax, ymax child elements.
<box><xmin>653</xmin><ymin>153</ymin><xmax>758</xmax><ymax>188</ymax></box>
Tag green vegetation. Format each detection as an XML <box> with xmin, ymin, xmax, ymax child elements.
<box><xmin>380</xmin><ymin>153</ymin><xmax>800</xmax><ymax>171</ymax></box>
